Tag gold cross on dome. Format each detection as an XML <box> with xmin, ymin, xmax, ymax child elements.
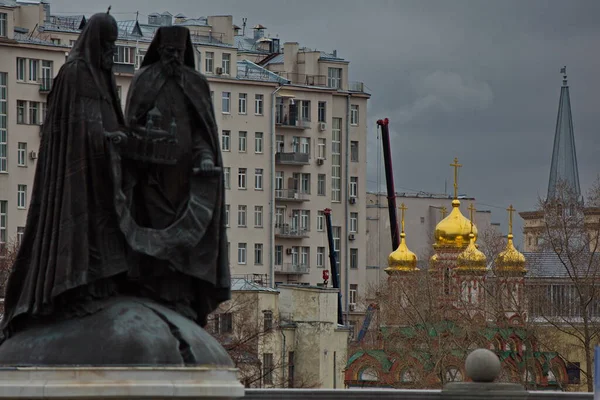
<box><xmin>450</xmin><ymin>157</ymin><xmax>462</xmax><ymax>200</ymax></box>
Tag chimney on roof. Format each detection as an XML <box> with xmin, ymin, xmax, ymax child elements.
<box><xmin>332</xmin><ymin>49</ymin><xmax>337</xmax><ymax>58</ymax></box>
<box><xmin>42</xmin><ymin>1</ymin><xmax>51</xmax><ymax>22</ymax></box>
<box><xmin>253</xmin><ymin>24</ymin><xmax>266</xmax><ymax>41</ymax></box>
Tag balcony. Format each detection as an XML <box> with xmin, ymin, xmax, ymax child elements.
<box><xmin>276</xmin><ymin>114</ymin><xmax>311</xmax><ymax>130</ymax></box>
<box><xmin>275</xmin><ymin>225</ymin><xmax>309</xmax><ymax>239</ymax></box>
<box><xmin>275</xmin><ymin>152</ymin><xmax>310</xmax><ymax>165</ymax></box>
<box><xmin>349</xmin><ymin>81</ymin><xmax>368</xmax><ymax>93</ymax></box>
<box><xmin>274</xmin><ymin>263</ymin><xmax>310</xmax><ymax>275</ymax></box>
<box><xmin>275</xmin><ymin>189</ymin><xmax>310</xmax><ymax>202</ymax></box>
<box><xmin>39</xmin><ymin>78</ymin><xmax>53</xmax><ymax>93</ymax></box>
<box><xmin>113</xmin><ymin>63</ymin><xmax>135</xmax><ymax>75</ymax></box>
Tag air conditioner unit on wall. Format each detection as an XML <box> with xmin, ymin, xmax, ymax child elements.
<box><xmin>349</xmin><ymin>304</ymin><xmax>356</xmax><ymax>311</ymax></box>
<box><xmin>349</xmin><ymin>196</ymin><xmax>357</xmax><ymax>204</ymax></box>
<box><xmin>286</xmin><ymin>248</ymin><xmax>293</xmax><ymax>255</ymax></box>
<box><xmin>29</xmin><ymin>151</ymin><xmax>38</xmax><ymax>160</ymax></box>
<box><xmin>318</xmin><ymin>122</ymin><xmax>326</xmax><ymax>131</ymax></box>
<box><xmin>316</xmin><ymin>158</ymin><xmax>324</xmax><ymax>166</ymax></box>
<box><xmin>216</xmin><ymin>67</ymin><xmax>223</xmax><ymax>75</ymax></box>
<box><xmin>348</xmin><ymin>233</ymin><xmax>355</xmax><ymax>241</ymax></box>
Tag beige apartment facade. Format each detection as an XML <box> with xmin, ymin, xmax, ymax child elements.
<box><xmin>0</xmin><ymin>2</ymin><xmax>370</xmax><ymax>314</ymax></box>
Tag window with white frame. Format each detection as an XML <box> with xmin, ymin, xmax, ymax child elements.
<box><xmin>254</xmin><ymin>205</ymin><xmax>263</xmax><ymax>227</ymax></box>
<box><xmin>300</xmin><ymin>100</ymin><xmax>310</xmax><ymax>121</ymax></box>
<box><xmin>350</xmin><ymin>212</ymin><xmax>358</xmax><ymax>233</ymax></box>
<box><xmin>351</xmin><ymin>141</ymin><xmax>359</xmax><ymax>162</ymax></box>
<box><xmin>332</xmin><ymin>226</ymin><xmax>341</xmax><ymax>266</ymax></box>
<box><xmin>317</xmin><ymin>138</ymin><xmax>326</xmax><ymax>159</ymax></box>
<box><xmin>17</xmin><ymin>184</ymin><xmax>27</xmax><ymax>209</ymax></box>
<box><xmin>17</xmin><ymin>142</ymin><xmax>27</xmax><ymax>167</ymax></box>
<box><xmin>114</xmin><ymin>46</ymin><xmax>135</xmax><ymax>64</ymax></box>
<box><xmin>275</xmin><ymin>171</ymin><xmax>284</xmax><ymax>191</ymax></box>
<box><xmin>291</xmin><ymin>246</ymin><xmax>299</xmax><ymax>266</ymax></box>
<box><xmin>28</xmin><ymin>101</ymin><xmax>39</xmax><ymax>125</ymax></box>
<box><xmin>17</xmin><ymin>226</ymin><xmax>24</xmax><ymax>246</ymax></box>
<box><xmin>221</xmin><ymin>130</ymin><xmax>230</xmax><ymax>151</ymax></box>
<box><xmin>223</xmin><ymin>167</ymin><xmax>230</xmax><ymax>189</ymax></box>
<box><xmin>274</xmin><ymin>245</ymin><xmax>283</xmax><ymax>266</ymax></box>
<box><xmin>350</xmin><ymin>248</ymin><xmax>358</xmax><ymax>269</ymax></box>
<box><xmin>317</xmin><ymin>211</ymin><xmax>324</xmax><ymax>231</ymax></box>
<box><xmin>276</xmin><ymin>134</ymin><xmax>284</xmax><ymax>153</ymax></box>
<box><xmin>317</xmin><ymin>174</ymin><xmax>326</xmax><ymax>196</ymax></box>
<box><xmin>16</xmin><ymin>58</ymin><xmax>26</xmax><ymax>81</ymax></box>
<box><xmin>318</xmin><ymin>101</ymin><xmax>326</xmax><ymax>123</ymax></box>
<box><xmin>255</xmin><ymin>168</ymin><xmax>263</xmax><ymax>190</ymax></box>
<box><xmin>300</xmin><ymin>210</ymin><xmax>310</xmax><ymax>231</ymax></box>
<box><xmin>0</xmin><ymin>13</ymin><xmax>7</xmax><ymax>37</ymax></box>
<box><xmin>300</xmin><ymin>247</ymin><xmax>309</xmax><ymax>266</ymax></box>
<box><xmin>300</xmin><ymin>173</ymin><xmax>310</xmax><ymax>194</ymax></box>
<box><xmin>316</xmin><ymin>247</ymin><xmax>325</xmax><ymax>268</ymax></box>
<box><xmin>331</xmin><ymin>118</ymin><xmax>342</xmax><ymax>201</ymax></box>
<box><xmin>225</xmin><ymin>204</ymin><xmax>230</xmax><ymax>226</ymax></box>
<box><xmin>254</xmin><ymin>243</ymin><xmax>263</xmax><ymax>265</ymax></box>
<box><xmin>0</xmin><ymin>201</ymin><xmax>6</xmax><ymax>247</ymax></box>
<box><xmin>350</xmin><ymin>104</ymin><xmax>359</xmax><ymax>125</ymax></box>
<box><xmin>327</xmin><ymin>67</ymin><xmax>342</xmax><ymax>89</ymax></box>
<box><xmin>222</xmin><ymin>92</ymin><xmax>231</xmax><ymax>113</ymax></box>
<box><xmin>238</xmin><ymin>131</ymin><xmax>247</xmax><ymax>152</ymax></box>
<box><xmin>221</xmin><ymin>53</ymin><xmax>231</xmax><ymax>75</ymax></box>
<box><xmin>16</xmin><ymin>101</ymin><xmax>26</xmax><ymax>124</ymax></box>
<box><xmin>254</xmin><ymin>94</ymin><xmax>264</xmax><ymax>115</ymax></box>
<box><xmin>350</xmin><ymin>284</ymin><xmax>358</xmax><ymax>305</ymax></box>
<box><xmin>350</xmin><ymin>176</ymin><xmax>358</xmax><ymax>198</ymax></box>
<box><xmin>237</xmin><ymin>243</ymin><xmax>247</xmax><ymax>264</ymax></box>
<box><xmin>238</xmin><ymin>93</ymin><xmax>247</xmax><ymax>114</ymax></box>
<box><xmin>238</xmin><ymin>168</ymin><xmax>247</xmax><ymax>189</ymax></box>
<box><xmin>0</xmin><ymin>73</ymin><xmax>7</xmax><ymax>173</ymax></box>
<box><xmin>254</xmin><ymin>132</ymin><xmax>263</xmax><ymax>153</ymax></box>
<box><xmin>237</xmin><ymin>205</ymin><xmax>247</xmax><ymax>227</ymax></box>
<box><xmin>28</xmin><ymin>59</ymin><xmax>38</xmax><ymax>82</ymax></box>
<box><xmin>275</xmin><ymin>207</ymin><xmax>285</xmax><ymax>227</ymax></box>
<box><xmin>205</xmin><ymin>52</ymin><xmax>214</xmax><ymax>73</ymax></box>
<box><xmin>299</xmin><ymin>137</ymin><xmax>310</xmax><ymax>154</ymax></box>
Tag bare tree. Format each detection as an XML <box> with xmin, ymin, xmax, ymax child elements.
<box><xmin>0</xmin><ymin>237</ymin><xmax>19</xmax><ymax>316</ymax></box>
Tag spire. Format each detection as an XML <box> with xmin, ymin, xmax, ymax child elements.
<box><xmin>547</xmin><ymin>66</ymin><xmax>581</xmax><ymax>201</ymax></box>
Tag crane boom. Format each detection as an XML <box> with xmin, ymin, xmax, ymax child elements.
<box><xmin>324</xmin><ymin>208</ymin><xmax>344</xmax><ymax>326</ymax></box>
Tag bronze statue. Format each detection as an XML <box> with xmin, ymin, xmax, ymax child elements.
<box><xmin>0</xmin><ymin>17</ymin><xmax>232</xmax><ymax>367</ymax></box>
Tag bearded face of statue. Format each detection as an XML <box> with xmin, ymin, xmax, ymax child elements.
<box><xmin>159</xmin><ymin>46</ymin><xmax>185</xmax><ymax>77</ymax></box>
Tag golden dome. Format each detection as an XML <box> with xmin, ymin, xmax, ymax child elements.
<box><xmin>495</xmin><ymin>234</ymin><xmax>526</xmax><ymax>273</ymax></box>
<box><xmin>386</xmin><ymin>233</ymin><xmax>418</xmax><ymax>274</ymax></box>
<box><xmin>456</xmin><ymin>233</ymin><xmax>487</xmax><ymax>272</ymax></box>
<box><xmin>430</xmin><ymin>253</ymin><xmax>439</xmax><ymax>266</ymax></box>
<box><xmin>434</xmin><ymin>199</ymin><xmax>477</xmax><ymax>249</ymax></box>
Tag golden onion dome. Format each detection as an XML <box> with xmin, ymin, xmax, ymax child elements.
<box><xmin>434</xmin><ymin>200</ymin><xmax>477</xmax><ymax>249</ymax></box>
<box><xmin>495</xmin><ymin>234</ymin><xmax>526</xmax><ymax>273</ymax></box>
<box><xmin>385</xmin><ymin>232</ymin><xmax>418</xmax><ymax>274</ymax></box>
<box><xmin>430</xmin><ymin>253</ymin><xmax>439</xmax><ymax>266</ymax></box>
<box><xmin>456</xmin><ymin>233</ymin><xmax>487</xmax><ymax>272</ymax></box>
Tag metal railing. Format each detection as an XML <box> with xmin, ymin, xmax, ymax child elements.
<box><xmin>274</xmin><ymin>189</ymin><xmax>309</xmax><ymax>201</ymax></box>
<box><xmin>275</xmin><ymin>225</ymin><xmax>309</xmax><ymax>238</ymax></box>
<box><xmin>275</xmin><ymin>114</ymin><xmax>311</xmax><ymax>129</ymax></box>
<box><xmin>276</xmin><ymin>72</ymin><xmax>327</xmax><ymax>86</ymax></box>
<box><xmin>348</xmin><ymin>81</ymin><xmax>366</xmax><ymax>93</ymax></box>
<box><xmin>274</xmin><ymin>263</ymin><xmax>310</xmax><ymax>275</ymax></box>
<box><xmin>39</xmin><ymin>77</ymin><xmax>53</xmax><ymax>93</ymax></box>
<box><xmin>275</xmin><ymin>152</ymin><xmax>310</xmax><ymax>165</ymax></box>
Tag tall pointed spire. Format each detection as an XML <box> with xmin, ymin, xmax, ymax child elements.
<box><xmin>547</xmin><ymin>66</ymin><xmax>581</xmax><ymax>201</ymax></box>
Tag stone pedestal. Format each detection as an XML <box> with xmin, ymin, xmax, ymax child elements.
<box><xmin>0</xmin><ymin>366</ymin><xmax>244</xmax><ymax>399</ymax></box>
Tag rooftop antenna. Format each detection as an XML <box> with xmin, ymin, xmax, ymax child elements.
<box><xmin>107</xmin><ymin>5</ymin><xmax>112</xmax><ymax>15</ymax></box>
<box><xmin>135</xmin><ymin>11</ymin><xmax>139</xmax><ymax>22</ymax></box>
<box><xmin>242</xmin><ymin>17</ymin><xmax>247</xmax><ymax>36</ymax></box>
<box><xmin>560</xmin><ymin>65</ymin><xmax>567</xmax><ymax>86</ymax></box>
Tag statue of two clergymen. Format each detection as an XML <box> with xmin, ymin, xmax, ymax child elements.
<box><xmin>0</xmin><ymin>12</ymin><xmax>231</xmax><ymax>366</ymax></box>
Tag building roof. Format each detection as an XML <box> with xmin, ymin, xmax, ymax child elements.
<box><xmin>524</xmin><ymin>251</ymin><xmax>600</xmax><ymax>279</ymax></box>
<box><xmin>231</xmin><ymin>277</ymin><xmax>279</xmax><ymax>293</ymax></box>
<box><xmin>547</xmin><ymin>67</ymin><xmax>581</xmax><ymax>201</ymax></box>
<box><xmin>13</xmin><ymin>32</ymin><xmax>68</xmax><ymax>48</ymax></box>
<box><xmin>174</xmin><ymin>17</ymin><xmax>208</xmax><ymax>27</ymax></box>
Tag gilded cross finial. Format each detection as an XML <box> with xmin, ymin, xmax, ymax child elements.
<box><xmin>507</xmin><ymin>204</ymin><xmax>516</xmax><ymax>236</ymax></box>
<box><xmin>560</xmin><ymin>66</ymin><xmax>567</xmax><ymax>86</ymax></box>
<box><xmin>440</xmin><ymin>206</ymin><xmax>448</xmax><ymax>218</ymax></box>
<box><xmin>450</xmin><ymin>157</ymin><xmax>462</xmax><ymax>200</ymax></box>
<box><xmin>399</xmin><ymin>203</ymin><xmax>408</xmax><ymax>234</ymax></box>
<box><xmin>468</xmin><ymin>203</ymin><xmax>476</xmax><ymax>234</ymax></box>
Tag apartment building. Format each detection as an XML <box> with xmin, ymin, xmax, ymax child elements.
<box><xmin>0</xmin><ymin>2</ymin><xmax>370</xmax><ymax>314</ymax></box>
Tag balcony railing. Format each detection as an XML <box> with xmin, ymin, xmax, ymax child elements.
<box><xmin>274</xmin><ymin>263</ymin><xmax>310</xmax><ymax>275</ymax></box>
<box><xmin>276</xmin><ymin>114</ymin><xmax>311</xmax><ymax>129</ymax></box>
<box><xmin>348</xmin><ymin>81</ymin><xmax>366</xmax><ymax>93</ymax></box>
<box><xmin>276</xmin><ymin>72</ymin><xmax>327</xmax><ymax>86</ymax></box>
<box><xmin>275</xmin><ymin>189</ymin><xmax>309</xmax><ymax>202</ymax></box>
<box><xmin>275</xmin><ymin>152</ymin><xmax>310</xmax><ymax>165</ymax></box>
<box><xmin>39</xmin><ymin>78</ymin><xmax>53</xmax><ymax>93</ymax></box>
<box><xmin>275</xmin><ymin>225</ymin><xmax>309</xmax><ymax>239</ymax></box>
<box><xmin>113</xmin><ymin>62</ymin><xmax>135</xmax><ymax>75</ymax></box>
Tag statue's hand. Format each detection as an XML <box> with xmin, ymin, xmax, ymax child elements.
<box><xmin>105</xmin><ymin>130</ymin><xmax>129</xmax><ymax>146</ymax></box>
<box><xmin>193</xmin><ymin>158</ymin><xmax>221</xmax><ymax>177</ymax></box>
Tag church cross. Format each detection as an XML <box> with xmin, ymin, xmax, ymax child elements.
<box><xmin>399</xmin><ymin>203</ymin><xmax>408</xmax><ymax>234</ymax></box>
<box><xmin>468</xmin><ymin>203</ymin><xmax>476</xmax><ymax>234</ymax></box>
<box><xmin>507</xmin><ymin>204</ymin><xmax>516</xmax><ymax>236</ymax></box>
<box><xmin>450</xmin><ymin>157</ymin><xmax>462</xmax><ymax>200</ymax></box>
<box><xmin>440</xmin><ymin>206</ymin><xmax>448</xmax><ymax>218</ymax></box>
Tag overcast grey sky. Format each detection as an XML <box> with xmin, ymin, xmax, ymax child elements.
<box><xmin>48</xmin><ymin>0</ymin><xmax>600</xmax><ymax>244</ymax></box>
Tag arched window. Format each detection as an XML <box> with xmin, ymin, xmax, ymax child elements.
<box><xmin>359</xmin><ymin>367</ymin><xmax>379</xmax><ymax>382</ymax></box>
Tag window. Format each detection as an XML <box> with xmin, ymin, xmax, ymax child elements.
<box><xmin>237</xmin><ymin>205</ymin><xmax>247</xmax><ymax>227</ymax></box>
<box><xmin>276</xmin><ymin>134</ymin><xmax>284</xmax><ymax>153</ymax></box>
<box><xmin>221</xmin><ymin>92</ymin><xmax>231</xmax><ymax>113</ymax></box>
<box><xmin>254</xmin><ymin>206</ymin><xmax>263</xmax><ymax>227</ymax></box>
<box><xmin>263</xmin><ymin>310</ymin><xmax>273</xmax><ymax>330</ymax></box>
<box><xmin>420</xmin><ymin>217</ymin><xmax>425</xmax><ymax>224</ymax></box>
<box><xmin>28</xmin><ymin>102</ymin><xmax>39</xmax><ymax>125</ymax></box>
<box><xmin>17</xmin><ymin>226</ymin><xmax>24</xmax><ymax>246</ymax></box>
<box><xmin>349</xmin><ymin>284</ymin><xmax>358</xmax><ymax>305</ymax></box>
<box><xmin>300</xmin><ymin>100</ymin><xmax>310</xmax><ymax>121</ymax></box>
<box><xmin>299</xmin><ymin>137</ymin><xmax>310</xmax><ymax>154</ymax></box>
<box><xmin>221</xmin><ymin>130</ymin><xmax>230</xmax><ymax>151</ymax></box>
<box><xmin>317</xmin><ymin>247</ymin><xmax>325</xmax><ymax>268</ymax></box>
<box><xmin>69</xmin><ymin>40</ymin><xmax>76</xmax><ymax>47</ymax></box>
<box><xmin>300</xmin><ymin>210</ymin><xmax>310</xmax><ymax>231</ymax></box>
<box><xmin>350</xmin><ymin>248</ymin><xmax>358</xmax><ymax>269</ymax></box>
<box><xmin>350</xmin><ymin>177</ymin><xmax>358</xmax><ymax>198</ymax></box>
<box><xmin>17</xmin><ymin>184</ymin><xmax>27</xmax><ymax>209</ymax></box>
<box><xmin>0</xmin><ymin>12</ymin><xmax>7</xmax><ymax>37</ymax></box>
<box><xmin>221</xmin><ymin>53</ymin><xmax>231</xmax><ymax>75</ymax></box>
<box><xmin>225</xmin><ymin>204</ymin><xmax>230</xmax><ymax>226</ymax></box>
<box><xmin>254</xmin><ymin>94</ymin><xmax>264</xmax><ymax>115</ymax></box>
<box><xmin>317</xmin><ymin>211</ymin><xmax>325</xmax><ymax>231</ymax></box>
<box><xmin>275</xmin><ymin>245</ymin><xmax>283</xmax><ymax>266</ymax></box>
<box><xmin>318</xmin><ymin>101</ymin><xmax>326</xmax><ymax>123</ymax></box>
<box><xmin>50</xmin><ymin>38</ymin><xmax>61</xmax><ymax>45</ymax></box>
<box><xmin>28</xmin><ymin>59</ymin><xmax>38</xmax><ymax>82</ymax></box>
<box><xmin>16</xmin><ymin>58</ymin><xmax>26</xmax><ymax>81</ymax></box>
<box><xmin>15</xmin><ymin>101</ymin><xmax>25</xmax><ymax>124</ymax></box>
<box><xmin>350</xmin><ymin>212</ymin><xmax>358</xmax><ymax>232</ymax></box>
<box><xmin>255</xmin><ymin>168</ymin><xmax>263</xmax><ymax>190</ymax></box>
<box><xmin>331</xmin><ymin>118</ymin><xmax>342</xmax><ymax>201</ymax></box>
<box><xmin>0</xmin><ymin>73</ymin><xmax>5</xmax><ymax>173</ymax></box>
<box><xmin>332</xmin><ymin>226</ymin><xmax>341</xmax><ymax>266</ymax></box>
<box><xmin>350</xmin><ymin>141</ymin><xmax>359</xmax><ymax>162</ymax></box>
<box><xmin>238</xmin><ymin>168</ymin><xmax>247</xmax><ymax>189</ymax></box>
<box><xmin>205</xmin><ymin>52</ymin><xmax>214</xmax><ymax>73</ymax></box>
<box><xmin>263</xmin><ymin>353</ymin><xmax>274</xmax><ymax>385</ymax></box>
<box><xmin>327</xmin><ymin>67</ymin><xmax>342</xmax><ymax>89</ymax></box>
<box><xmin>275</xmin><ymin>171</ymin><xmax>284</xmax><ymax>191</ymax></box>
<box><xmin>0</xmin><ymin>201</ymin><xmax>6</xmax><ymax>247</ymax></box>
<box><xmin>254</xmin><ymin>132</ymin><xmax>263</xmax><ymax>153</ymax></box>
<box><xmin>238</xmin><ymin>131</ymin><xmax>247</xmax><ymax>152</ymax></box>
<box><xmin>300</xmin><ymin>173</ymin><xmax>310</xmax><ymax>194</ymax></box>
<box><xmin>237</xmin><ymin>243</ymin><xmax>247</xmax><ymax>264</ymax></box>
<box><xmin>213</xmin><ymin>313</ymin><xmax>233</xmax><ymax>334</ymax></box>
<box><xmin>350</xmin><ymin>105</ymin><xmax>359</xmax><ymax>125</ymax></box>
<box><xmin>238</xmin><ymin>93</ymin><xmax>247</xmax><ymax>114</ymax></box>
<box><xmin>317</xmin><ymin>174</ymin><xmax>326</xmax><ymax>196</ymax></box>
<box><xmin>254</xmin><ymin>243</ymin><xmax>263</xmax><ymax>265</ymax></box>
<box><xmin>224</xmin><ymin>167</ymin><xmax>231</xmax><ymax>189</ymax></box>
<box><xmin>17</xmin><ymin>142</ymin><xmax>27</xmax><ymax>167</ymax></box>
<box><xmin>300</xmin><ymin>246</ymin><xmax>310</xmax><ymax>267</ymax></box>
<box><xmin>114</xmin><ymin>46</ymin><xmax>135</xmax><ymax>64</ymax></box>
